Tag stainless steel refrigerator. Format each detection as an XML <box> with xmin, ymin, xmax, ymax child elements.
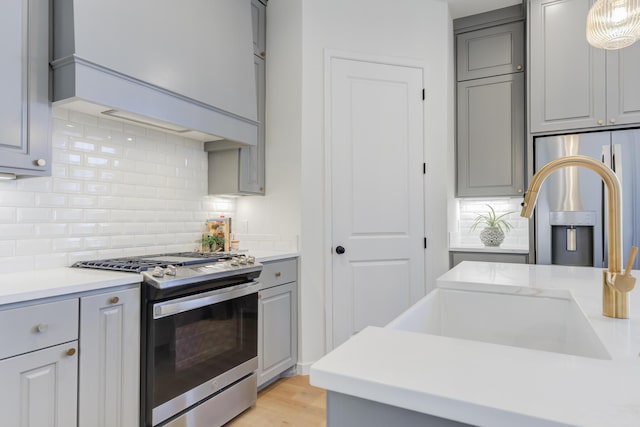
<box><xmin>534</xmin><ymin>129</ymin><xmax>640</xmax><ymax>269</ymax></box>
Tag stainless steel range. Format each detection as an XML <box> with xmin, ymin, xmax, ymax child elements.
<box><xmin>74</xmin><ymin>252</ymin><xmax>262</xmax><ymax>427</ymax></box>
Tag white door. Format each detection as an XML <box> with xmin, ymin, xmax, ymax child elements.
<box><xmin>328</xmin><ymin>57</ymin><xmax>425</xmax><ymax>349</ymax></box>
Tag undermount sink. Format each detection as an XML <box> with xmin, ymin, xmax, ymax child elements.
<box><xmin>386</xmin><ymin>286</ymin><xmax>611</xmax><ymax>360</ymax></box>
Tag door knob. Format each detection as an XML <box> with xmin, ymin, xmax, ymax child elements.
<box><xmin>335</xmin><ymin>246</ymin><xmax>346</xmax><ymax>254</ymax></box>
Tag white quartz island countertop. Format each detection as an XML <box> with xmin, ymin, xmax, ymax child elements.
<box><xmin>310</xmin><ymin>261</ymin><xmax>640</xmax><ymax>427</ymax></box>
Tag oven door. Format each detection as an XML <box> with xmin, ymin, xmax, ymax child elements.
<box><xmin>149</xmin><ymin>281</ymin><xmax>259</xmax><ymax>426</ymax></box>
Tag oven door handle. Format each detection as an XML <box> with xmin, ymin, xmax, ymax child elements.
<box><xmin>153</xmin><ymin>281</ymin><xmax>261</xmax><ymax>319</ymax></box>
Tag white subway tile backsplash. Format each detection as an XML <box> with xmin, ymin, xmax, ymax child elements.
<box><xmin>0</xmin><ymin>108</ymin><xmax>238</xmax><ymax>273</ymax></box>
<box><xmin>68</xmin><ymin>195</ymin><xmax>98</xmax><ymax>208</ymax></box>
<box><xmin>17</xmin><ymin>177</ymin><xmax>52</xmax><ymax>193</ymax></box>
<box><xmin>17</xmin><ymin>208</ymin><xmax>53</xmax><ymax>223</ymax></box>
<box><xmin>16</xmin><ymin>239</ymin><xmax>53</xmax><ymax>256</ymax></box>
<box><xmin>35</xmin><ymin>224</ymin><xmax>69</xmax><ymax>237</ymax></box>
<box><xmin>0</xmin><ymin>241</ymin><xmax>15</xmax><ymax>257</ymax></box>
<box><xmin>86</xmin><ymin>155</ymin><xmax>110</xmax><ymax>168</ymax></box>
<box><xmin>53</xmin><ymin>179</ymin><xmax>83</xmax><ymax>194</ymax></box>
<box><xmin>35</xmin><ymin>193</ymin><xmax>67</xmax><ymax>207</ymax></box>
<box><xmin>53</xmin><ymin>209</ymin><xmax>84</xmax><ymax>222</ymax></box>
<box><xmin>0</xmin><ymin>191</ymin><xmax>35</xmax><ymax>207</ymax></box>
<box><xmin>0</xmin><ymin>208</ymin><xmax>16</xmax><ymax>222</ymax></box>
<box><xmin>452</xmin><ymin>198</ymin><xmax>529</xmax><ymax>249</ymax></box>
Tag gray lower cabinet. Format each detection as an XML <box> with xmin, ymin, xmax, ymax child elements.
<box><xmin>529</xmin><ymin>0</ymin><xmax>640</xmax><ymax>133</ymax></box>
<box><xmin>0</xmin><ymin>0</ymin><xmax>51</xmax><ymax>177</ymax></box>
<box><xmin>0</xmin><ymin>285</ymin><xmax>140</xmax><ymax>427</ymax></box>
<box><xmin>456</xmin><ymin>72</ymin><xmax>524</xmax><ymax>197</ymax></box>
<box><xmin>257</xmin><ymin>258</ymin><xmax>298</xmax><ymax>387</ymax></box>
<box><xmin>0</xmin><ymin>299</ymin><xmax>79</xmax><ymax>427</ymax></box>
<box><xmin>450</xmin><ymin>251</ymin><xmax>529</xmax><ymax>268</ymax></box>
<box><xmin>79</xmin><ymin>287</ymin><xmax>140</xmax><ymax>427</ymax></box>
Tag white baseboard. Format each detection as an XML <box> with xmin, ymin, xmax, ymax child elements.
<box><xmin>296</xmin><ymin>361</ymin><xmax>314</xmax><ymax>375</ymax></box>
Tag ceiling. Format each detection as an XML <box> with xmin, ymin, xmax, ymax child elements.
<box><xmin>447</xmin><ymin>0</ymin><xmax>522</xmax><ymax>19</ymax></box>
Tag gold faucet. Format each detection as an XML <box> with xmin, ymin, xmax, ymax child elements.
<box><xmin>520</xmin><ymin>155</ymin><xmax>638</xmax><ymax>319</ymax></box>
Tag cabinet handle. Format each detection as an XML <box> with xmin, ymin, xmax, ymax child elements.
<box><xmin>110</xmin><ymin>296</ymin><xmax>120</xmax><ymax>304</ymax></box>
<box><xmin>516</xmin><ymin>65</ymin><xmax>523</xmax><ymax>71</ymax></box>
<box><xmin>258</xmin><ymin>293</ymin><xmax>262</xmax><ymax>299</ymax></box>
<box><xmin>35</xmin><ymin>159</ymin><xmax>47</xmax><ymax>167</ymax></box>
<box><xmin>35</xmin><ymin>323</ymin><xmax>48</xmax><ymax>333</ymax></box>
<box><xmin>597</xmin><ymin>119</ymin><xmax>604</xmax><ymax>125</ymax></box>
<box><xmin>610</xmin><ymin>118</ymin><xmax>617</xmax><ymax>124</ymax></box>
<box><xmin>66</xmin><ymin>348</ymin><xmax>76</xmax><ymax>357</ymax></box>
<box><xmin>275</xmin><ymin>272</ymin><xmax>281</xmax><ymax>278</ymax></box>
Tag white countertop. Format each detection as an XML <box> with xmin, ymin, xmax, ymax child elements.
<box><xmin>0</xmin><ymin>250</ymin><xmax>298</xmax><ymax>306</ymax></box>
<box><xmin>311</xmin><ymin>261</ymin><xmax>640</xmax><ymax>427</ymax></box>
<box><xmin>0</xmin><ymin>268</ymin><xmax>142</xmax><ymax>306</ymax></box>
<box><xmin>449</xmin><ymin>245</ymin><xmax>529</xmax><ymax>254</ymax></box>
<box><xmin>252</xmin><ymin>250</ymin><xmax>299</xmax><ymax>263</ymax></box>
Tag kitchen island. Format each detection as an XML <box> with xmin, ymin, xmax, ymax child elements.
<box><xmin>310</xmin><ymin>261</ymin><xmax>640</xmax><ymax>427</ymax></box>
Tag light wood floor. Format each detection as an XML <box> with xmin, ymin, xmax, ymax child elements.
<box><xmin>226</xmin><ymin>375</ymin><xmax>326</xmax><ymax>427</ymax></box>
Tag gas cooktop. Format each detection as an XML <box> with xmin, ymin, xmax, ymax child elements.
<box><xmin>72</xmin><ymin>252</ymin><xmax>238</xmax><ymax>273</ymax></box>
<box><xmin>73</xmin><ymin>251</ymin><xmax>262</xmax><ymax>289</ymax></box>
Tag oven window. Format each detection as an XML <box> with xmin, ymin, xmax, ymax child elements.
<box><xmin>152</xmin><ymin>293</ymin><xmax>257</xmax><ymax>408</ymax></box>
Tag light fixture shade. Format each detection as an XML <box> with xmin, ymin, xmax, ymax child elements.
<box><xmin>586</xmin><ymin>0</ymin><xmax>640</xmax><ymax>49</ymax></box>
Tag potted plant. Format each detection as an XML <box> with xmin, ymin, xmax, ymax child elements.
<box><xmin>470</xmin><ymin>205</ymin><xmax>514</xmax><ymax>247</ymax></box>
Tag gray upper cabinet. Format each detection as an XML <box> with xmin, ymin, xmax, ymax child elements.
<box><xmin>457</xmin><ymin>73</ymin><xmax>525</xmax><ymax>197</ymax></box>
<box><xmin>457</xmin><ymin>21</ymin><xmax>524</xmax><ymax>81</ymax></box>
<box><xmin>208</xmin><ymin>0</ymin><xmax>266</xmax><ymax>195</ymax></box>
<box><xmin>529</xmin><ymin>0</ymin><xmax>640</xmax><ymax>133</ymax></box>
<box><xmin>606</xmin><ymin>42</ymin><xmax>640</xmax><ymax>126</ymax></box>
<box><xmin>455</xmin><ymin>7</ymin><xmax>525</xmax><ymax>198</ymax></box>
<box><xmin>0</xmin><ymin>0</ymin><xmax>50</xmax><ymax>177</ymax></box>
<box><xmin>251</xmin><ymin>0</ymin><xmax>267</xmax><ymax>58</ymax></box>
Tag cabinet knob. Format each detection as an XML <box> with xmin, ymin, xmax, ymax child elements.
<box><xmin>610</xmin><ymin>118</ymin><xmax>617</xmax><ymax>124</ymax></box>
<box><xmin>517</xmin><ymin>188</ymin><xmax>523</xmax><ymax>193</ymax></box>
<box><xmin>259</xmin><ymin>187</ymin><xmax>265</xmax><ymax>192</ymax></box>
<box><xmin>258</xmin><ymin>293</ymin><xmax>262</xmax><ymax>299</ymax></box>
<box><xmin>597</xmin><ymin>119</ymin><xmax>604</xmax><ymax>125</ymax></box>
<box><xmin>110</xmin><ymin>296</ymin><xmax>120</xmax><ymax>304</ymax></box>
<box><xmin>516</xmin><ymin>65</ymin><xmax>523</xmax><ymax>71</ymax></box>
<box><xmin>260</xmin><ymin>51</ymin><xmax>266</xmax><ymax>57</ymax></box>
<box><xmin>66</xmin><ymin>348</ymin><xmax>76</xmax><ymax>357</ymax></box>
<box><xmin>275</xmin><ymin>272</ymin><xmax>281</xmax><ymax>278</ymax></box>
<box><xmin>35</xmin><ymin>159</ymin><xmax>47</xmax><ymax>167</ymax></box>
<box><xmin>35</xmin><ymin>323</ymin><xmax>48</xmax><ymax>333</ymax></box>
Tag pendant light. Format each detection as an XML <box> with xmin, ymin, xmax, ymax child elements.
<box><xmin>586</xmin><ymin>0</ymin><xmax>640</xmax><ymax>49</ymax></box>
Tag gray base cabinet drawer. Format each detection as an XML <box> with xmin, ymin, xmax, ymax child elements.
<box><xmin>0</xmin><ymin>298</ymin><xmax>79</xmax><ymax>360</ymax></box>
<box><xmin>259</xmin><ymin>258</ymin><xmax>298</xmax><ymax>289</ymax></box>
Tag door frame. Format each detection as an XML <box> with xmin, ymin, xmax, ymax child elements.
<box><xmin>323</xmin><ymin>49</ymin><xmax>428</xmax><ymax>352</ymax></box>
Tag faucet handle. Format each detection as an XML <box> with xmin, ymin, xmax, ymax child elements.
<box><xmin>609</xmin><ymin>246</ymin><xmax>638</xmax><ymax>293</ymax></box>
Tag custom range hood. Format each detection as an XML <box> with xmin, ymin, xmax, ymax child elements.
<box><xmin>51</xmin><ymin>0</ymin><xmax>258</xmax><ymax>146</ymax></box>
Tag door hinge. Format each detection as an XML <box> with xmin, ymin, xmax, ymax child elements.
<box><xmin>422</xmin><ymin>89</ymin><xmax>425</xmax><ymax>100</ymax></box>
<box><xmin>423</xmin><ymin>163</ymin><xmax>426</xmax><ymax>174</ymax></box>
<box><xmin>424</xmin><ymin>237</ymin><xmax>428</xmax><ymax>249</ymax></box>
